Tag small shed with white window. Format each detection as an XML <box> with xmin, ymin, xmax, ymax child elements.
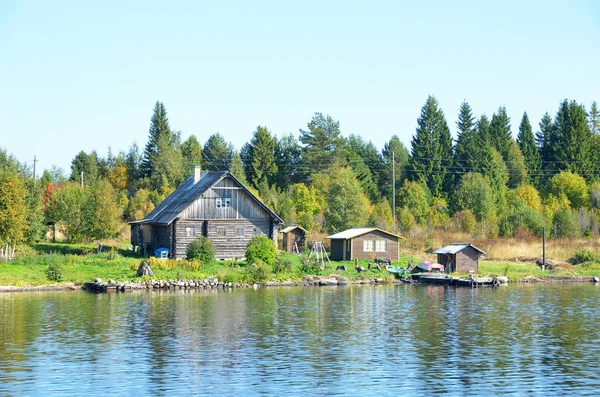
<box><xmin>325</xmin><ymin>228</ymin><xmax>403</xmax><ymax>261</ymax></box>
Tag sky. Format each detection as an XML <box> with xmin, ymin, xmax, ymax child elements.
<box><xmin>1</xmin><ymin>0</ymin><xmax>599</xmax><ymax>176</ymax></box>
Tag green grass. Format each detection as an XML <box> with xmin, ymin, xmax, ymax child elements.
<box><xmin>1</xmin><ymin>243</ymin><xmax>599</xmax><ymax>287</ymax></box>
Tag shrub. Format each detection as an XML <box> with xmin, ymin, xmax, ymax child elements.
<box><xmin>552</xmin><ymin>207</ymin><xmax>580</xmax><ymax>237</ymax></box>
<box><xmin>245</xmin><ymin>236</ymin><xmax>277</xmax><ymax>266</ymax></box>
<box><xmin>573</xmin><ymin>250</ymin><xmax>598</xmax><ymax>264</ymax></box>
<box><xmin>299</xmin><ymin>255</ymin><xmax>324</xmax><ymax>275</ymax></box>
<box><xmin>186</xmin><ymin>236</ymin><xmax>215</xmax><ymax>263</ymax></box>
<box><xmin>454</xmin><ymin>210</ymin><xmax>476</xmax><ymax>234</ymax></box>
<box><xmin>248</xmin><ymin>260</ymin><xmax>272</xmax><ymax>283</ymax></box>
<box><xmin>273</xmin><ymin>258</ymin><xmax>293</xmax><ymax>273</ymax></box>
<box><xmin>45</xmin><ymin>262</ymin><xmax>65</xmax><ymax>282</ymax></box>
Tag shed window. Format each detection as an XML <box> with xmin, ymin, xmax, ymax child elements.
<box><xmin>185</xmin><ymin>226</ymin><xmax>195</xmax><ymax>237</ymax></box>
<box><xmin>235</xmin><ymin>226</ymin><xmax>244</xmax><ymax>237</ymax></box>
<box><xmin>376</xmin><ymin>240</ymin><xmax>387</xmax><ymax>252</ymax></box>
<box><xmin>217</xmin><ymin>227</ymin><xmax>226</xmax><ymax>237</ymax></box>
<box><xmin>363</xmin><ymin>240</ymin><xmax>374</xmax><ymax>252</ymax></box>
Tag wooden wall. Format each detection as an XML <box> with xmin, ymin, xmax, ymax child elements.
<box><xmin>350</xmin><ymin>230</ymin><xmax>399</xmax><ymax>261</ymax></box>
<box><xmin>456</xmin><ymin>247</ymin><xmax>480</xmax><ymax>273</ymax></box>
<box><xmin>178</xmin><ymin>176</ymin><xmax>270</xmax><ymax>221</ymax></box>
<box><xmin>329</xmin><ymin>240</ymin><xmax>345</xmax><ymax>261</ymax></box>
<box><xmin>282</xmin><ymin>229</ymin><xmax>305</xmax><ymax>252</ymax></box>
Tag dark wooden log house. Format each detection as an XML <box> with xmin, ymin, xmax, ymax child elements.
<box><xmin>130</xmin><ymin>167</ymin><xmax>283</xmax><ymax>260</ymax></box>
<box><xmin>280</xmin><ymin>225</ymin><xmax>307</xmax><ymax>253</ymax></box>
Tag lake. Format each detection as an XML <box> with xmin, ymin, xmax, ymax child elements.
<box><xmin>1</xmin><ymin>284</ymin><xmax>599</xmax><ymax>396</ymax></box>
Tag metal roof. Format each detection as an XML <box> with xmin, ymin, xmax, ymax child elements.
<box><xmin>137</xmin><ymin>171</ymin><xmax>282</xmax><ymax>225</ymax></box>
<box><xmin>281</xmin><ymin>225</ymin><xmax>307</xmax><ymax>234</ymax></box>
<box><xmin>433</xmin><ymin>243</ymin><xmax>487</xmax><ymax>255</ymax></box>
<box><xmin>326</xmin><ymin>227</ymin><xmax>403</xmax><ymax>240</ymax></box>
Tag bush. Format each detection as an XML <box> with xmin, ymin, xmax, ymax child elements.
<box><xmin>552</xmin><ymin>207</ymin><xmax>580</xmax><ymax>237</ymax></box>
<box><xmin>573</xmin><ymin>250</ymin><xmax>598</xmax><ymax>264</ymax></box>
<box><xmin>186</xmin><ymin>236</ymin><xmax>215</xmax><ymax>263</ymax></box>
<box><xmin>248</xmin><ymin>260</ymin><xmax>272</xmax><ymax>283</ymax></box>
<box><xmin>45</xmin><ymin>262</ymin><xmax>65</xmax><ymax>282</ymax></box>
<box><xmin>273</xmin><ymin>258</ymin><xmax>293</xmax><ymax>273</ymax></box>
<box><xmin>245</xmin><ymin>236</ymin><xmax>277</xmax><ymax>266</ymax></box>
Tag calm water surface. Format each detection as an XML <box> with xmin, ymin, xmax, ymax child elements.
<box><xmin>1</xmin><ymin>284</ymin><xmax>599</xmax><ymax>396</ymax></box>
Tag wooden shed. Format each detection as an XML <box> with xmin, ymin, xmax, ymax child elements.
<box><xmin>280</xmin><ymin>225</ymin><xmax>307</xmax><ymax>253</ymax></box>
<box><xmin>433</xmin><ymin>243</ymin><xmax>486</xmax><ymax>273</ymax></box>
<box><xmin>326</xmin><ymin>228</ymin><xmax>403</xmax><ymax>261</ymax></box>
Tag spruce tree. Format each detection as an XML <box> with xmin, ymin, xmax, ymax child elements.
<box><xmin>141</xmin><ymin>101</ymin><xmax>172</xmax><ymax>177</ymax></box>
<box><xmin>552</xmin><ymin>100</ymin><xmax>593</xmax><ymax>179</ymax></box>
<box><xmin>229</xmin><ymin>151</ymin><xmax>248</xmax><ymax>185</ymax></box>
<box><xmin>180</xmin><ymin>135</ymin><xmax>202</xmax><ymax>177</ymax></box>
<box><xmin>407</xmin><ymin>96</ymin><xmax>452</xmax><ymax>197</ymax></box>
<box><xmin>379</xmin><ymin>135</ymin><xmax>409</xmax><ymax>205</ymax></box>
<box><xmin>273</xmin><ymin>133</ymin><xmax>301</xmax><ymax>190</ymax></box>
<box><xmin>249</xmin><ymin>126</ymin><xmax>278</xmax><ymax>188</ymax></box>
<box><xmin>489</xmin><ymin>106</ymin><xmax>513</xmax><ymax>161</ymax></box>
<box><xmin>517</xmin><ymin>112</ymin><xmax>541</xmax><ymax>187</ymax></box>
<box><xmin>453</xmin><ymin>101</ymin><xmax>479</xmax><ymax>177</ymax></box>
<box><xmin>589</xmin><ymin>101</ymin><xmax>600</xmax><ymax>135</ymax></box>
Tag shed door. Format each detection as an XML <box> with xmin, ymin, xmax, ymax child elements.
<box><xmin>345</xmin><ymin>239</ymin><xmax>351</xmax><ymax>260</ymax></box>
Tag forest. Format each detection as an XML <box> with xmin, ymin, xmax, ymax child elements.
<box><xmin>1</xmin><ymin>96</ymin><xmax>600</xmax><ymax>259</ymax></box>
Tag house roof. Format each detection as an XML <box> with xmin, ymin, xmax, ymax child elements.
<box><xmin>135</xmin><ymin>171</ymin><xmax>283</xmax><ymax>225</ymax></box>
<box><xmin>326</xmin><ymin>227</ymin><xmax>403</xmax><ymax>240</ymax></box>
<box><xmin>281</xmin><ymin>225</ymin><xmax>308</xmax><ymax>234</ymax></box>
<box><xmin>433</xmin><ymin>243</ymin><xmax>487</xmax><ymax>255</ymax></box>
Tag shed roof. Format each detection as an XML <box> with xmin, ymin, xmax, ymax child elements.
<box><xmin>326</xmin><ymin>227</ymin><xmax>403</xmax><ymax>240</ymax></box>
<box><xmin>433</xmin><ymin>243</ymin><xmax>487</xmax><ymax>255</ymax></box>
<box><xmin>134</xmin><ymin>171</ymin><xmax>283</xmax><ymax>225</ymax></box>
<box><xmin>281</xmin><ymin>225</ymin><xmax>308</xmax><ymax>234</ymax></box>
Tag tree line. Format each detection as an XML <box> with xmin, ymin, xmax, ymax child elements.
<box><xmin>1</xmin><ymin>96</ymin><xmax>600</xmax><ymax>256</ymax></box>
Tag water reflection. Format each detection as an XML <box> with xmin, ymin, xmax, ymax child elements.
<box><xmin>1</xmin><ymin>284</ymin><xmax>599</xmax><ymax>395</ymax></box>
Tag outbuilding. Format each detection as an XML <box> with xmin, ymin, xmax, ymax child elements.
<box><xmin>280</xmin><ymin>225</ymin><xmax>307</xmax><ymax>253</ymax></box>
<box><xmin>433</xmin><ymin>243</ymin><xmax>486</xmax><ymax>273</ymax></box>
<box><xmin>326</xmin><ymin>228</ymin><xmax>403</xmax><ymax>261</ymax></box>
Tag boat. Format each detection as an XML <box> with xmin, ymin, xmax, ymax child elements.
<box><xmin>385</xmin><ymin>264</ymin><xmax>412</xmax><ymax>280</ymax></box>
<box><xmin>412</xmin><ymin>273</ymin><xmax>453</xmax><ymax>285</ymax></box>
<box><xmin>415</xmin><ymin>259</ymin><xmax>445</xmax><ymax>273</ymax></box>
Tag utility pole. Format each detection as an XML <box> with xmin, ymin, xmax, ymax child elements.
<box><xmin>392</xmin><ymin>152</ymin><xmax>396</xmax><ymax>230</ymax></box>
<box><xmin>33</xmin><ymin>155</ymin><xmax>37</xmax><ymax>182</ymax></box>
<box><xmin>80</xmin><ymin>171</ymin><xmax>84</xmax><ymax>188</ymax></box>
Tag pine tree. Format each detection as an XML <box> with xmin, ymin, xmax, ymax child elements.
<box><xmin>249</xmin><ymin>126</ymin><xmax>278</xmax><ymax>188</ymax></box>
<box><xmin>202</xmin><ymin>133</ymin><xmax>234</xmax><ymax>171</ymax></box>
<box><xmin>141</xmin><ymin>101</ymin><xmax>172</xmax><ymax>177</ymax></box>
<box><xmin>489</xmin><ymin>106</ymin><xmax>513</xmax><ymax>161</ymax></box>
<box><xmin>589</xmin><ymin>101</ymin><xmax>600</xmax><ymax>135</ymax></box>
<box><xmin>407</xmin><ymin>96</ymin><xmax>452</xmax><ymax>197</ymax></box>
<box><xmin>299</xmin><ymin>112</ymin><xmax>346</xmax><ymax>181</ymax></box>
<box><xmin>453</xmin><ymin>101</ymin><xmax>479</xmax><ymax>178</ymax></box>
<box><xmin>517</xmin><ymin>112</ymin><xmax>541</xmax><ymax>187</ymax></box>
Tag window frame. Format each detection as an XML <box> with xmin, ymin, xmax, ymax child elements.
<box><xmin>216</xmin><ymin>227</ymin><xmax>227</xmax><ymax>237</ymax></box>
<box><xmin>375</xmin><ymin>240</ymin><xmax>387</xmax><ymax>252</ymax></box>
<box><xmin>363</xmin><ymin>239</ymin><xmax>374</xmax><ymax>252</ymax></box>
<box><xmin>235</xmin><ymin>226</ymin><xmax>245</xmax><ymax>237</ymax></box>
<box><xmin>185</xmin><ymin>226</ymin><xmax>195</xmax><ymax>238</ymax></box>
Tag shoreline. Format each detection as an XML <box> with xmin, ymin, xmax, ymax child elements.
<box><xmin>1</xmin><ymin>274</ymin><xmax>598</xmax><ymax>294</ymax></box>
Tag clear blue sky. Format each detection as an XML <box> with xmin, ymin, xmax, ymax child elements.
<box><xmin>1</xmin><ymin>0</ymin><xmax>599</xmax><ymax>175</ymax></box>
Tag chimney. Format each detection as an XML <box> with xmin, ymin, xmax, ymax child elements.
<box><xmin>194</xmin><ymin>165</ymin><xmax>202</xmax><ymax>183</ymax></box>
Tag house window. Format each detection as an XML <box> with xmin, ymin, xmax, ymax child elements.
<box><xmin>235</xmin><ymin>226</ymin><xmax>244</xmax><ymax>237</ymax></box>
<box><xmin>217</xmin><ymin>227</ymin><xmax>226</xmax><ymax>237</ymax></box>
<box><xmin>216</xmin><ymin>198</ymin><xmax>231</xmax><ymax>208</ymax></box>
<box><xmin>185</xmin><ymin>226</ymin><xmax>195</xmax><ymax>238</ymax></box>
<box><xmin>376</xmin><ymin>240</ymin><xmax>387</xmax><ymax>252</ymax></box>
<box><xmin>253</xmin><ymin>227</ymin><xmax>261</xmax><ymax>236</ymax></box>
<box><xmin>363</xmin><ymin>240</ymin><xmax>374</xmax><ymax>252</ymax></box>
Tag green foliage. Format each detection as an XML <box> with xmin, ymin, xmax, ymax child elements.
<box><xmin>454</xmin><ymin>173</ymin><xmax>495</xmax><ymax>221</ymax></box>
<box><xmin>397</xmin><ymin>208</ymin><xmax>416</xmax><ymax>232</ymax></box>
<box><xmin>454</xmin><ymin>210</ymin><xmax>476</xmax><ymax>233</ymax></box>
<box><xmin>249</xmin><ymin>126</ymin><xmax>278</xmax><ymax>187</ymax></box>
<box><xmin>548</xmin><ymin>171</ymin><xmax>589</xmax><ymax>209</ymax></box>
<box><xmin>299</xmin><ymin>112</ymin><xmax>347</xmax><ymax>178</ymax></box>
<box><xmin>398</xmin><ymin>180</ymin><xmax>430</xmax><ymax>224</ymax></box>
<box><xmin>573</xmin><ymin>250</ymin><xmax>598</xmax><ymax>264</ymax></box>
<box><xmin>506</xmin><ymin>141</ymin><xmax>528</xmax><ymax>188</ymax></box>
<box><xmin>379</xmin><ymin>135</ymin><xmax>409</xmax><ymax>201</ymax></box>
<box><xmin>203</xmin><ymin>133</ymin><xmax>234</xmax><ymax>171</ymax></box>
<box><xmin>453</xmin><ymin>101</ymin><xmax>481</xmax><ymax>179</ymax></box>
<box><xmin>498</xmin><ymin>200</ymin><xmax>546</xmax><ymax>237</ymax></box>
<box><xmin>229</xmin><ymin>151</ymin><xmax>248</xmax><ymax>185</ymax></box>
<box><xmin>45</xmin><ymin>262</ymin><xmax>64</xmax><ymax>282</ymax></box>
<box><xmin>273</xmin><ymin>258</ymin><xmax>293</xmax><ymax>273</ymax></box>
<box><xmin>245</xmin><ymin>236</ymin><xmax>277</xmax><ymax>266</ymax></box>
<box><xmin>248</xmin><ymin>260</ymin><xmax>272</xmax><ymax>283</ymax></box>
<box><xmin>517</xmin><ymin>112</ymin><xmax>541</xmax><ymax>187</ymax></box>
<box><xmin>0</xmin><ymin>173</ymin><xmax>28</xmax><ymax>250</ymax></box>
<box><xmin>180</xmin><ymin>135</ymin><xmax>203</xmax><ymax>177</ymax></box>
<box><xmin>324</xmin><ymin>167</ymin><xmax>368</xmax><ymax>233</ymax></box>
<box><xmin>186</xmin><ymin>236</ymin><xmax>215</xmax><ymax>263</ymax></box>
<box><xmin>489</xmin><ymin>106</ymin><xmax>513</xmax><ymax>161</ymax></box>
<box><xmin>142</xmin><ymin>101</ymin><xmax>174</xmax><ymax>178</ymax></box>
<box><xmin>273</xmin><ymin>133</ymin><xmax>301</xmax><ymax>190</ymax></box>
<box><xmin>552</xmin><ymin>207</ymin><xmax>580</xmax><ymax>237</ymax></box>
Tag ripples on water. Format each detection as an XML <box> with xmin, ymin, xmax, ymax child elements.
<box><xmin>1</xmin><ymin>284</ymin><xmax>599</xmax><ymax>396</ymax></box>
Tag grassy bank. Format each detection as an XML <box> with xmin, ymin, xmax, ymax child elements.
<box><xmin>1</xmin><ymin>242</ymin><xmax>599</xmax><ymax>288</ymax></box>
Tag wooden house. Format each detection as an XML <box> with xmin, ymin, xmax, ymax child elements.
<box><xmin>280</xmin><ymin>225</ymin><xmax>307</xmax><ymax>253</ymax></box>
<box><xmin>325</xmin><ymin>228</ymin><xmax>403</xmax><ymax>261</ymax></box>
<box><xmin>433</xmin><ymin>243</ymin><xmax>486</xmax><ymax>273</ymax></box>
<box><xmin>130</xmin><ymin>167</ymin><xmax>283</xmax><ymax>260</ymax></box>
